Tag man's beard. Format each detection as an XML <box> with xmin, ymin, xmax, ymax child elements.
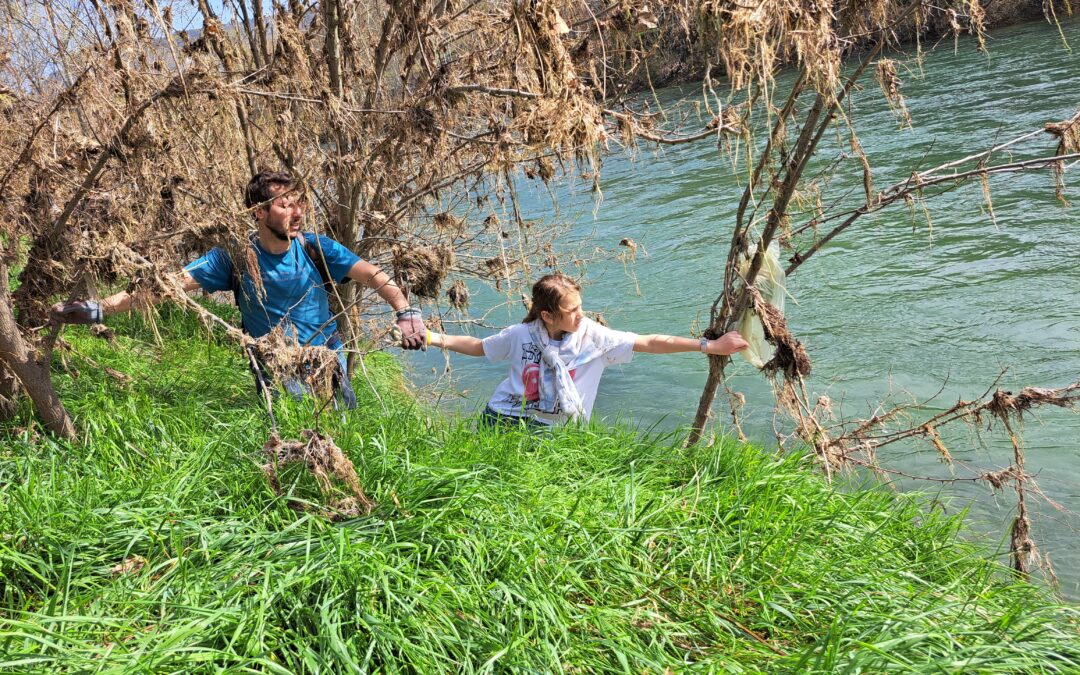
<box><xmin>267</xmin><ymin>220</ymin><xmax>293</xmax><ymax>242</ymax></box>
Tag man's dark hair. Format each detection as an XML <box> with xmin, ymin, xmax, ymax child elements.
<box><xmin>245</xmin><ymin>170</ymin><xmax>295</xmax><ymax>210</ymax></box>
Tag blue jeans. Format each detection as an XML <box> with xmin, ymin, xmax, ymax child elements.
<box><xmin>479</xmin><ymin>405</ymin><xmax>550</xmax><ymax>431</ymax></box>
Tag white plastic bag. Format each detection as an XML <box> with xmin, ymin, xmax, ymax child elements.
<box><xmin>735</xmin><ymin>242</ymin><xmax>787</xmax><ymax>369</ymax></box>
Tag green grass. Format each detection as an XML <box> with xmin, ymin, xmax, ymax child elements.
<box><xmin>1</xmin><ymin>304</ymin><xmax>1078</xmax><ymax>673</ymax></box>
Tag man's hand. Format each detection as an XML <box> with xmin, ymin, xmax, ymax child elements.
<box><xmin>50</xmin><ymin>299</ymin><xmax>104</xmax><ymax>325</ymax></box>
<box><xmin>706</xmin><ymin>330</ymin><xmax>750</xmax><ymax>356</ymax></box>
<box><xmin>395</xmin><ymin>307</ymin><xmax>427</xmax><ymax>351</ymax></box>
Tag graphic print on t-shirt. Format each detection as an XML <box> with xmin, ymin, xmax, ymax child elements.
<box><xmin>522</xmin><ymin>363</ymin><xmax>541</xmax><ymax>401</ymax></box>
<box><xmin>501</xmin><ymin>340</ymin><xmax>575</xmax><ymax>411</ymax></box>
<box><xmin>514</xmin><ymin>341</ymin><xmax>574</xmax><ymax>406</ymax></box>
<box><xmin>522</xmin><ymin>363</ymin><xmax>577</xmax><ymax>403</ymax></box>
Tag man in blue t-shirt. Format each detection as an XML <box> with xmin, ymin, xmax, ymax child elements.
<box><xmin>50</xmin><ymin>170</ymin><xmax>427</xmax><ymax>408</ymax></box>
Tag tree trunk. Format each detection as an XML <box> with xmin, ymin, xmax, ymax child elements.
<box><xmin>688</xmin><ymin>355</ymin><xmax>727</xmax><ymax>445</ymax></box>
<box><xmin>0</xmin><ymin>265</ymin><xmax>75</xmax><ymax>439</ymax></box>
<box><xmin>0</xmin><ymin>364</ymin><xmax>20</xmax><ymax>421</ymax></box>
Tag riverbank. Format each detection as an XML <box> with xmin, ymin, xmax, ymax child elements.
<box><xmin>621</xmin><ymin>2</ymin><xmax>1072</xmax><ymax>92</ymax></box>
<box><xmin>1</xmin><ymin>305</ymin><xmax>1077</xmax><ymax>671</ymax></box>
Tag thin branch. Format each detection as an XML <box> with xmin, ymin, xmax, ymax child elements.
<box><xmin>786</xmin><ymin>151</ymin><xmax>1080</xmax><ymax>275</ymax></box>
<box><xmin>445</xmin><ymin>84</ymin><xmax>542</xmax><ymax>98</ymax></box>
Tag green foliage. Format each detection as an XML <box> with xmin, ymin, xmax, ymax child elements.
<box><xmin>1</xmin><ymin>311</ymin><xmax>1078</xmax><ymax>672</ymax></box>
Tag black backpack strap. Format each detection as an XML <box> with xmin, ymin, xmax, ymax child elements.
<box><xmin>301</xmin><ymin>234</ymin><xmax>351</xmax><ymax>295</ymax></box>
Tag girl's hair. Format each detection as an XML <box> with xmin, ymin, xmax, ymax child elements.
<box><xmin>523</xmin><ymin>273</ymin><xmax>582</xmax><ymax>323</ymax></box>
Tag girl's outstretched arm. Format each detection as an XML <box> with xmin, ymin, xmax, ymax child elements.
<box><xmin>633</xmin><ymin>331</ymin><xmax>749</xmax><ymax>355</ymax></box>
<box><xmin>428</xmin><ymin>331</ymin><xmax>486</xmax><ymax>357</ymax></box>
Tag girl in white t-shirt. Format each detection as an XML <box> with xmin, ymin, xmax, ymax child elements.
<box><xmin>425</xmin><ymin>273</ymin><xmax>749</xmax><ymax>427</ymax></box>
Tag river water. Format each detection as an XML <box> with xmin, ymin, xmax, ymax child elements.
<box><xmin>409</xmin><ymin>18</ymin><xmax>1080</xmax><ymax>598</ymax></box>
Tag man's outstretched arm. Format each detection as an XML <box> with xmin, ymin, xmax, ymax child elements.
<box><xmin>346</xmin><ymin>260</ymin><xmax>427</xmax><ymax>350</ymax></box>
<box><xmin>50</xmin><ymin>271</ymin><xmax>203</xmax><ymax>324</ymax></box>
<box><xmin>345</xmin><ymin>260</ymin><xmax>409</xmax><ymax>312</ymax></box>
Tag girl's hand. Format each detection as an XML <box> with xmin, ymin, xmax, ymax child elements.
<box><xmin>707</xmin><ymin>331</ymin><xmax>749</xmax><ymax>356</ymax></box>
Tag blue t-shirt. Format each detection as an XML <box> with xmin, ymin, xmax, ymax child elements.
<box><xmin>184</xmin><ymin>233</ymin><xmax>360</xmax><ymax>346</ymax></box>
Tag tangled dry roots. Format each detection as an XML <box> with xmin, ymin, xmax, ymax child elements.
<box><xmin>393</xmin><ymin>245</ymin><xmax>454</xmax><ymax>299</ymax></box>
<box><xmin>262</xmin><ymin>429</ymin><xmax>376</xmax><ymax>520</ymax></box>
<box><xmin>751</xmin><ymin>290</ymin><xmax>812</xmax><ymax>379</ymax></box>
<box><xmin>248</xmin><ymin>325</ymin><xmax>339</xmax><ymax>401</ymax></box>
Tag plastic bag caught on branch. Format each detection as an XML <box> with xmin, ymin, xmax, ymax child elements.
<box><xmin>736</xmin><ymin>242</ymin><xmax>788</xmax><ymax>369</ymax></box>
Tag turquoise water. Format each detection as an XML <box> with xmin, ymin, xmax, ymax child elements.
<box><xmin>409</xmin><ymin>19</ymin><xmax>1080</xmax><ymax>597</ymax></box>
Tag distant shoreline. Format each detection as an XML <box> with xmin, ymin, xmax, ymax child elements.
<box><xmin>614</xmin><ymin>6</ymin><xmax>1072</xmax><ymax>95</ymax></box>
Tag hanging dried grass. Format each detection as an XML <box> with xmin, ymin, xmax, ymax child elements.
<box><xmin>750</xmin><ymin>288</ymin><xmax>811</xmax><ymax>379</ymax></box>
<box><xmin>981</xmin><ymin>466</ymin><xmax>1024</xmax><ymax>492</ymax></box>
<box><xmin>876</xmin><ymin>59</ymin><xmax>912</xmax><ymax>128</ymax></box>
<box><xmin>921</xmin><ymin>424</ymin><xmax>952</xmax><ymax>462</ymax></box>
<box><xmin>850</xmin><ymin>133</ymin><xmax>875</xmax><ymax>205</ymax></box>
<box><xmin>484</xmin><ymin>254</ymin><xmax>513</xmax><ymax>289</ymax></box>
<box><xmin>1010</xmin><ymin>507</ymin><xmax>1037</xmax><ymax>576</ymax></box>
<box><xmin>967</xmin><ymin>0</ymin><xmax>988</xmax><ymax>52</ymax></box>
<box><xmin>1044</xmin><ymin>109</ymin><xmax>1080</xmax><ymax>203</ymax></box>
<box><xmin>447</xmin><ymin>280</ymin><xmax>470</xmax><ymax>309</ymax></box>
<box><xmin>986</xmin><ymin>385</ymin><xmax>1080</xmax><ymax>421</ymax></box>
<box><xmin>433</xmin><ymin>212</ymin><xmax>466</xmax><ymax>236</ymax></box>
<box><xmin>979</xmin><ymin>170</ymin><xmax>997</xmax><ymax>226</ymax></box>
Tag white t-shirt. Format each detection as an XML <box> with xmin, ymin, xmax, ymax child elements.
<box><xmin>482</xmin><ymin>318</ymin><xmax>638</xmax><ymax>424</ymax></box>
